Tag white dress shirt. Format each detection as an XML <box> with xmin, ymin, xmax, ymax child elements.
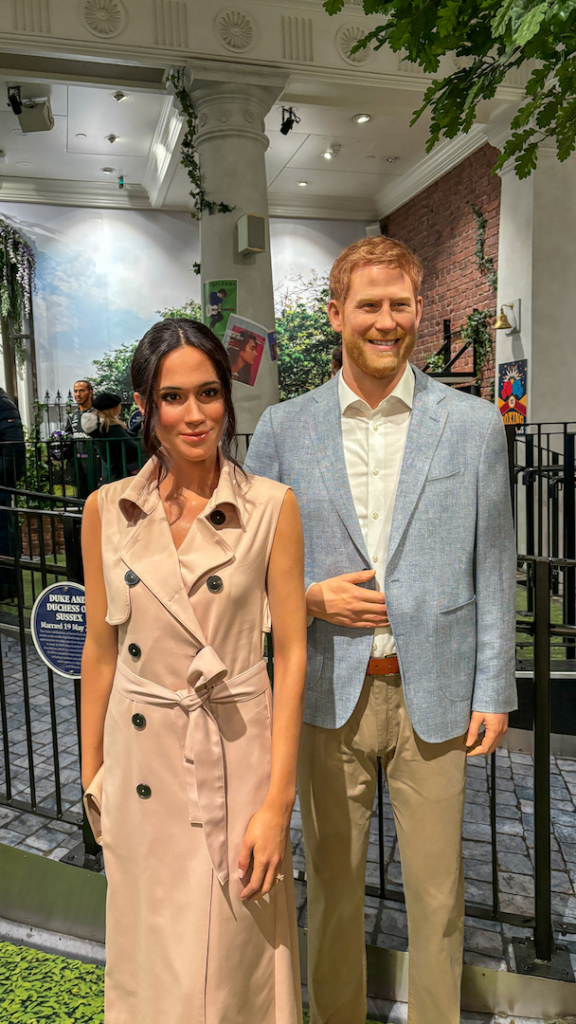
<box><xmin>338</xmin><ymin>363</ymin><xmax>414</xmax><ymax>658</ymax></box>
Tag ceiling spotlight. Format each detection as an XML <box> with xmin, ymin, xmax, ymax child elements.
<box><xmin>386</xmin><ymin>155</ymin><xmax>400</xmax><ymax>163</ymax></box>
<box><xmin>322</xmin><ymin>144</ymin><xmax>341</xmax><ymax>161</ymax></box>
<box><xmin>353</xmin><ymin>113</ymin><xmax>371</xmax><ymax>124</ymax></box>
<box><xmin>280</xmin><ymin>106</ymin><xmax>301</xmax><ymax>136</ymax></box>
<box><xmin>7</xmin><ymin>86</ymin><xmax>23</xmax><ymax>116</ymax></box>
<box><xmin>100</xmin><ymin>166</ymin><xmax>115</xmax><ymax>174</ymax></box>
<box><xmin>297</xmin><ymin>180</ymin><xmax>308</xmax><ymax>187</ymax></box>
<box><xmin>106</xmin><ymin>133</ymin><xmax>119</xmax><ymax>144</ymax></box>
<box><xmin>113</xmin><ymin>91</ymin><xmax>127</xmax><ymax>102</ymax></box>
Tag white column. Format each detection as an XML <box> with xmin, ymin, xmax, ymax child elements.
<box><xmin>496</xmin><ymin>147</ymin><xmax>576</xmax><ymax>424</ymax></box>
<box><xmin>186</xmin><ymin>61</ymin><xmax>288</xmax><ymax>435</ymax></box>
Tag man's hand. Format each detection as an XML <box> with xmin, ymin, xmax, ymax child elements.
<box><xmin>466</xmin><ymin>712</ymin><xmax>509</xmax><ymax>757</ymax></box>
<box><xmin>306</xmin><ymin>570</ymin><xmax>389</xmax><ymax>629</ymax></box>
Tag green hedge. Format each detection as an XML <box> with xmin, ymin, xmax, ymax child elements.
<box><xmin>0</xmin><ymin>941</ymin><xmax>104</xmax><ymax>1023</ymax></box>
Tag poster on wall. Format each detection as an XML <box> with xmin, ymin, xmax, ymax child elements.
<box><xmin>223</xmin><ymin>315</ymin><xmax>267</xmax><ymax>387</ymax></box>
<box><xmin>202</xmin><ymin>280</ymin><xmax>238</xmax><ymax>342</ymax></box>
<box><xmin>498</xmin><ymin>360</ymin><xmax>528</xmax><ymax>425</ymax></box>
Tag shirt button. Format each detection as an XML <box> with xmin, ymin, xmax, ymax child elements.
<box><xmin>372</xmin><ymin>424</ymin><xmax>379</xmax><ymax>432</ymax></box>
<box><xmin>371</xmin><ymin>642</ymin><xmax>377</xmax><ymax>652</ymax></box>
<box><xmin>210</xmin><ymin>510</ymin><xmax>226</xmax><ymax>526</ymax></box>
<box><xmin>132</xmin><ymin>713</ymin><xmax>146</xmax><ymax>730</ymax></box>
<box><xmin>372</xmin><ymin>512</ymin><xmax>379</xmax><ymax>520</ymax></box>
<box><xmin>124</xmin><ymin>570</ymin><xmax>140</xmax><ymax>586</ymax></box>
<box><xmin>136</xmin><ymin>784</ymin><xmax>151</xmax><ymax>799</ymax></box>
<box><xmin>372</xmin><ymin>555</ymin><xmax>379</xmax><ymax>563</ymax></box>
<box><xmin>128</xmin><ymin>643</ymin><xmax>141</xmax><ymax>659</ymax></box>
<box><xmin>372</xmin><ymin>468</ymin><xmax>380</xmax><ymax>476</ymax></box>
<box><xmin>207</xmin><ymin>575</ymin><xmax>223</xmax><ymax>593</ymax></box>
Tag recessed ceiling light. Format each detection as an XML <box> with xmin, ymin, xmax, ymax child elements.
<box><xmin>353</xmin><ymin>113</ymin><xmax>371</xmax><ymax>124</ymax></box>
<box><xmin>15</xmin><ymin>161</ymin><xmax>33</xmax><ymax>168</ymax></box>
<box><xmin>112</xmin><ymin>91</ymin><xmax>127</xmax><ymax>102</ymax></box>
<box><xmin>386</xmin><ymin>156</ymin><xmax>400</xmax><ymax>164</ymax></box>
<box><xmin>106</xmin><ymin>133</ymin><xmax>119</xmax><ymax>144</ymax></box>
<box><xmin>297</xmin><ymin>181</ymin><xmax>308</xmax><ymax>187</ymax></box>
<box><xmin>75</xmin><ymin>132</ymin><xmax>87</xmax><ymax>139</ymax></box>
<box><xmin>100</xmin><ymin>166</ymin><xmax>115</xmax><ymax>174</ymax></box>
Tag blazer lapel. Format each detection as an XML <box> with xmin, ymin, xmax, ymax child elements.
<box><xmin>387</xmin><ymin>368</ymin><xmax>448</xmax><ymax>568</ymax></box>
<box><xmin>310</xmin><ymin>378</ymin><xmax>370</xmax><ymax>565</ymax></box>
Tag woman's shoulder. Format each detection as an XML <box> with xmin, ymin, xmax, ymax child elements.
<box><xmin>94</xmin><ymin>476</ymin><xmax>135</xmax><ymax>514</ymax></box>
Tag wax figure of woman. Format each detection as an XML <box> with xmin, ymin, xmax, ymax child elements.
<box><xmin>229</xmin><ymin>330</ymin><xmax>258</xmax><ymax>384</ymax></box>
<box><xmin>80</xmin><ymin>319</ymin><xmax>306</xmax><ymax>1024</ymax></box>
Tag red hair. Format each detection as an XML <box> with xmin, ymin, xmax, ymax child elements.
<box><xmin>330</xmin><ymin>236</ymin><xmax>423</xmax><ymax>304</ymax></box>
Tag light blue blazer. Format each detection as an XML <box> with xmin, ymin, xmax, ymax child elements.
<box><xmin>244</xmin><ymin>366</ymin><xmax>518</xmax><ymax>742</ymax></box>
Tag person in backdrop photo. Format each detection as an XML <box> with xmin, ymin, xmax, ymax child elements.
<box><xmin>81</xmin><ymin>392</ymin><xmax>140</xmax><ymax>483</ymax></box>
<box><xmin>244</xmin><ymin>235</ymin><xmax>517</xmax><ymax>1024</ymax></box>
<box><xmin>80</xmin><ymin>319</ymin><xmax>306</xmax><ymax>1024</ymax></box>
<box><xmin>0</xmin><ymin>388</ymin><xmax>25</xmax><ymax>602</ymax></box>
<box><xmin>331</xmin><ymin>344</ymin><xmax>343</xmax><ymax>378</ymax></box>
<box><xmin>228</xmin><ymin>330</ymin><xmax>259</xmax><ymax>385</ymax></box>
<box><xmin>65</xmin><ymin>379</ymin><xmax>95</xmax><ymax>497</ymax></box>
<box><xmin>208</xmin><ymin>287</ymin><xmax>233</xmax><ymax>331</ymax></box>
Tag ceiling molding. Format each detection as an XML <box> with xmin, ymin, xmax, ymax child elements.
<box><xmin>268</xmin><ymin>192</ymin><xmax>376</xmax><ymax>220</ymax></box>
<box><xmin>377</xmin><ymin>124</ymin><xmax>489</xmax><ymax>217</ymax></box>
<box><xmin>0</xmin><ymin>176</ymin><xmax>151</xmax><ymax>209</ymax></box>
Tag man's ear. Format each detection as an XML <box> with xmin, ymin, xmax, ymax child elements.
<box><xmin>327</xmin><ymin>299</ymin><xmax>344</xmax><ymax>334</ymax></box>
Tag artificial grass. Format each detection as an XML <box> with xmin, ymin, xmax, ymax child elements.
<box><xmin>0</xmin><ymin>941</ymin><xmax>384</xmax><ymax>1024</ymax></box>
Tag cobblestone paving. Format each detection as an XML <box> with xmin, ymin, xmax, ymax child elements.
<box><xmin>1</xmin><ymin>633</ymin><xmax>575</xmax><ymax>980</ymax></box>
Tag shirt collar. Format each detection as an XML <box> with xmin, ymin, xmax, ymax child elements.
<box><xmin>338</xmin><ymin>362</ymin><xmax>415</xmax><ymax>417</ymax></box>
<box><xmin>118</xmin><ymin>448</ymin><xmax>249</xmax><ymax>530</ymax></box>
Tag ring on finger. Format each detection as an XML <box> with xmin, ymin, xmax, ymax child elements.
<box><xmin>275</xmin><ymin>874</ymin><xmax>285</xmax><ymax>885</ymax></box>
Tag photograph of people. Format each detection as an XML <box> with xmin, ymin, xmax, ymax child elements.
<box><xmin>80</xmin><ymin>319</ymin><xmax>306</xmax><ymax>1024</ymax></box>
<box><xmin>228</xmin><ymin>329</ymin><xmax>260</xmax><ymax>385</ymax></box>
<box><xmin>245</xmin><ymin>235</ymin><xmax>517</xmax><ymax>1024</ymax></box>
<box><xmin>207</xmin><ymin>287</ymin><xmax>234</xmax><ymax>331</ymax></box>
<box><xmin>81</xmin><ymin>392</ymin><xmax>140</xmax><ymax>483</ymax></box>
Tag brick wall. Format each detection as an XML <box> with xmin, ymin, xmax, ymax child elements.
<box><xmin>383</xmin><ymin>142</ymin><xmax>501</xmax><ymax>396</ymax></box>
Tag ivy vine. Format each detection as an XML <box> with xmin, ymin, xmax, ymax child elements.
<box><xmin>0</xmin><ymin>218</ymin><xmax>36</xmax><ymax>367</ymax></box>
<box><xmin>461</xmin><ymin>307</ymin><xmax>495</xmax><ymax>397</ymax></box>
<box><xmin>168</xmin><ymin>69</ymin><xmax>235</xmax><ymax>221</ymax></box>
<box><xmin>469</xmin><ymin>203</ymin><xmax>497</xmax><ymax>293</ymax></box>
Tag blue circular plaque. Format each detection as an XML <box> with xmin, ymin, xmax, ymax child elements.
<box><xmin>31</xmin><ymin>582</ymin><xmax>86</xmax><ymax>678</ymax></box>
<box><xmin>128</xmin><ymin>409</ymin><xmax>143</xmax><ymax>432</ymax></box>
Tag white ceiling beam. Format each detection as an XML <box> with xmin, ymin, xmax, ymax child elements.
<box><xmin>143</xmin><ymin>93</ymin><xmax>185</xmax><ymax>208</ymax></box>
<box><xmin>268</xmin><ymin>192</ymin><xmax>377</xmax><ymax>220</ymax></box>
<box><xmin>0</xmin><ymin>176</ymin><xmax>150</xmax><ymax>208</ymax></box>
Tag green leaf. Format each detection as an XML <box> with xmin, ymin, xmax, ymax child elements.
<box><xmin>512</xmin><ymin>2</ymin><xmax>550</xmax><ymax>46</ymax></box>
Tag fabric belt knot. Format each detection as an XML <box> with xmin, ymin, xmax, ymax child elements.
<box><xmin>114</xmin><ymin>652</ymin><xmax>269</xmax><ymax>886</ymax></box>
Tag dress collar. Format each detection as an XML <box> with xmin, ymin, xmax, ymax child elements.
<box><xmin>118</xmin><ymin>449</ymin><xmax>249</xmax><ymax>530</ymax></box>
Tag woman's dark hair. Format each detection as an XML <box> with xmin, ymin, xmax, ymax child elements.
<box><xmin>131</xmin><ymin>318</ymin><xmax>238</xmax><ymax>474</ymax></box>
<box><xmin>237</xmin><ymin>330</ymin><xmax>256</xmax><ymax>351</ymax></box>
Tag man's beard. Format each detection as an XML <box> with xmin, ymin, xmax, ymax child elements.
<box><xmin>343</xmin><ymin>327</ymin><xmax>416</xmax><ymax>380</ymax></box>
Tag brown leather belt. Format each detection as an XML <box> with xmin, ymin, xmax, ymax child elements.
<box><xmin>368</xmin><ymin>655</ymin><xmax>400</xmax><ymax>676</ymax></box>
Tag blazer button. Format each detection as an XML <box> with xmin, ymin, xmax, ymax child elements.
<box><xmin>210</xmin><ymin>509</ymin><xmax>226</xmax><ymax>526</ymax></box>
<box><xmin>128</xmin><ymin>643</ymin><xmax>141</xmax><ymax>659</ymax></box>
<box><xmin>136</xmin><ymin>784</ymin><xmax>151</xmax><ymax>799</ymax></box>
<box><xmin>132</xmin><ymin>713</ymin><xmax>146</xmax><ymax>730</ymax></box>
<box><xmin>124</xmin><ymin>570</ymin><xmax>140</xmax><ymax>586</ymax></box>
<box><xmin>206</xmin><ymin>575</ymin><xmax>223</xmax><ymax>593</ymax></box>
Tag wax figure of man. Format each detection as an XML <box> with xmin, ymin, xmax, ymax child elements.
<box><xmin>244</xmin><ymin>235</ymin><xmax>517</xmax><ymax>1024</ymax></box>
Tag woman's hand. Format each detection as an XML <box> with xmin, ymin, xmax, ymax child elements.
<box><xmin>238</xmin><ymin>796</ymin><xmax>293</xmax><ymax>901</ymax></box>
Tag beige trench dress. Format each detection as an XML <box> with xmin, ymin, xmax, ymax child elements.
<box><xmin>84</xmin><ymin>455</ymin><xmax>302</xmax><ymax>1024</ymax></box>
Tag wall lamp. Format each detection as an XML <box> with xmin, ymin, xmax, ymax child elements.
<box><xmin>495</xmin><ymin>300</ymin><xmax>521</xmax><ymax>335</ymax></box>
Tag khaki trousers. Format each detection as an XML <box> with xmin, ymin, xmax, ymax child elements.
<box><xmin>298</xmin><ymin>673</ymin><xmax>467</xmax><ymax>1024</ymax></box>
